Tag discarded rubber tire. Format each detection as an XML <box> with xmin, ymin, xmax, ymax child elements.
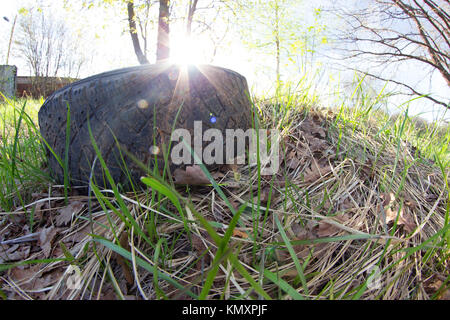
<box><xmin>38</xmin><ymin>63</ymin><xmax>252</xmax><ymax>190</ymax></box>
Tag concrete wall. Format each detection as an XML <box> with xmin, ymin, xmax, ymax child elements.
<box><xmin>0</xmin><ymin>65</ymin><xmax>17</xmax><ymax>100</ymax></box>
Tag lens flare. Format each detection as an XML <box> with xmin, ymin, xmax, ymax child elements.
<box><xmin>170</xmin><ymin>36</ymin><xmax>205</xmax><ymax>65</ymax></box>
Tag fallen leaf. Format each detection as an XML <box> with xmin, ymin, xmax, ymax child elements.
<box><xmin>114</xmin><ymin>232</ymin><xmax>133</xmax><ymax>286</ymax></box>
<box><xmin>260</xmin><ymin>186</ymin><xmax>273</xmax><ymax>204</ymax></box>
<box><xmin>380</xmin><ymin>192</ymin><xmax>392</xmax><ymax>207</ymax></box>
<box><xmin>424</xmin><ymin>274</ymin><xmax>449</xmax><ymax>299</ymax></box>
<box><xmin>307</xmin><ymin>136</ymin><xmax>328</xmax><ymax>153</ymax></box>
<box><xmin>173</xmin><ymin>165</ymin><xmax>210</xmax><ymax>185</ymax></box>
<box><xmin>64</xmin><ymin>215</ymin><xmax>108</xmax><ymax>244</ymax></box>
<box><xmin>212</xmin><ymin>171</ymin><xmax>225</xmax><ymax>179</ymax></box>
<box><xmin>0</xmin><ymin>244</ymin><xmax>30</xmax><ymax>263</ymax></box>
<box><xmin>399</xmin><ymin>210</ymin><xmax>416</xmax><ymax>233</ymax></box>
<box><xmin>38</xmin><ymin>226</ymin><xmax>59</xmax><ymax>258</ymax></box>
<box><xmin>286</xmin><ymin>154</ymin><xmax>301</xmax><ymax>169</ymax></box>
<box><xmin>232</xmin><ymin>229</ymin><xmax>248</xmax><ymax>239</ymax></box>
<box><xmin>100</xmin><ymin>288</ymin><xmax>117</xmax><ymax>300</ymax></box>
<box><xmin>403</xmin><ymin>193</ymin><xmax>418</xmax><ymax>210</ymax></box>
<box><xmin>8</xmin><ymin>264</ymin><xmax>64</xmax><ymax>299</ymax></box>
<box><xmin>304</xmin><ymin>163</ymin><xmax>332</xmax><ymax>183</ymax></box>
<box><xmin>316</xmin><ymin>214</ymin><xmax>350</xmax><ymax>238</ymax></box>
<box><xmin>33</xmin><ymin>201</ymin><xmax>46</xmax><ymax>221</ymax></box>
<box><xmin>300</xmin><ymin>118</ymin><xmax>326</xmax><ymax>139</ymax></box>
<box><xmin>56</xmin><ymin>201</ymin><xmax>85</xmax><ymax>226</ymax></box>
<box><xmin>380</xmin><ymin>193</ymin><xmax>416</xmax><ymax>233</ymax></box>
<box><xmin>424</xmin><ymin>193</ymin><xmax>438</xmax><ymax>202</ymax></box>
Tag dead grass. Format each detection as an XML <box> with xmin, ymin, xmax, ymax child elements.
<box><xmin>0</xmin><ymin>100</ymin><xmax>449</xmax><ymax>300</ymax></box>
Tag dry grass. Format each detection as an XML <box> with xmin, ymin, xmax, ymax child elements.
<box><xmin>0</xmin><ymin>98</ymin><xmax>449</xmax><ymax>300</ymax></box>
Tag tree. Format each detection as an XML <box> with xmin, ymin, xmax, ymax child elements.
<box><xmin>236</xmin><ymin>0</ymin><xmax>326</xmax><ymax>87</ymax></box>
<box><xmin>127</xmin><ymin>1</ymin><xmax>150</xmax><ymax>64</ymax></box>
<box><xmin>327</xmin><ymin>0</ymin><xmax>449</xmax><ymax>108</ymax></box>
<box><xmin>156</xmin><ymin>0</ymin><xmax>170</xmax><ymax>61</ymax></box>
<box><xmin>126</xmin><ymin>0</ymin><xmax>170</xmax><ymax>63</ymax></box>
<box><xmin>15</xmin><ymin>7</ymin><xmax>86</xmax><ymax>95</ymax></box>
<box><xmin>238</xmin><ymin>0</ymin><xmax>292</xmax><ymax>85</ymax></box>
<box><xmin>86</xmin><ymin>0</ymin><xmax>229</xmax><ymax>65</ymax></box>
<box><xmin>186</xmin><ymin>0</ymin><xmax>199</xmax><ymax>37</ymax></box>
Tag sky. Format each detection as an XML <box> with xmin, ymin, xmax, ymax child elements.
<box><xmin>1</xmin><ymin>0</ymin><xmax>448</xmax><ymax>122</ymax></box>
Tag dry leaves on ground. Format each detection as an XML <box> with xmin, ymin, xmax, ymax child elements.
<box><xmin>303</xmin><ymin>163</ymin><xmax>332</xmax><ymax>183</ymax></box>
<box><xmin>232</xmin><ymin>228</ymin><xmax>249</xmax><ymax>239</ymax></box>
<box><xmin>423</xmin><ymin>274</ymin><xmax>450</xmax><ymax>300</ymax></box>
<box><xmin>315</xmin><ymin>213</ymin><xmax>352</xmax><ymax>238</ymax></box>
<box><xmin>173</xmin><ymin>165</ymin><xmax>210</xmax><ymax>185</ymax></box>
<box><xmin>56</xmin><ymin>200</ymin><xmax>85</xmax><ymax>226</ymax></box>
<box><xmin>38</xmin><ymin>226</ymin><xmax>60</xmax><ymax>258</ymax></box>
<box><xmin>0</xmin><ymin>244</ymin><xmax>30</xmax><ymax>263</ymax></box>
<box><xmin>380</xmin><ymin>192</ymin><xmax>416</xmax><ymax>233</ymax></box>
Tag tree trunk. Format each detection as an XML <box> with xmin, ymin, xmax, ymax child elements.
<box><xmin>275</xmin><ymin>2</ymin><xmax>281</xmax><ymax>86</ymax></box>
<box><xmin>157</xmin><ymin>0</ymin><xmax>170</xmax><ymax>61</ymax></box>
<box><xmin>186</xmin><ymin>0</ymin><xmax>199</xmax><ymax>37</ymax></box>
<box><xmin>127</xmin><ymin>1</ymin><xmax>149</xmax><ymax>65</ymax></box>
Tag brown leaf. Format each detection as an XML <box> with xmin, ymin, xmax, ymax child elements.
<box><xmin>0</xmin><ymin>244</ymin><xmax>30</xmax><ymax>263</ymax></box>
<box><xmin>64</xmin><ymin>215</ymin><xmax>108</xmax><ymax>244</ymax></box>
<box><xmin>100</xmin><ymin>288</ymin><xmax>117</xmax><ymax>300</ymax></box>
<box><xmin>212</xmin><ymin>171</ymin><xmax>225</xmax><ymax>179</ymax></box>
<box><xmin>316</xmin><ymin>214</ymin><xmax>350</xmax><ymax>238</ymax></box>
<box><xmin>307</xmin><ymin>136</ymin><xmax>328</xmax><ymax>153</ymax></box>
<box><xmin>232</xmin><ymin>229</ymin><xmax>248</xmax><ymax>239</ymax></box>
<box><xmin>286</xmin><ymin>156</ymin><xmax>301</xmax><ymax>170</ymax></box>
<box><xmin>424</xmin><ymin>193</ymin><xmax>438</xmax><ymax>202</ymax></box>
<box><xmin>424</xmin><ymin>274</ymin><xmax>449</xmax><ymax>299</ymax></box>
<box><xmin>8</xmin><ymin>264</ymin><xmax>65</xmax><ymax>300</ymax></box>
<box><xmin>191</xmin><ymin>232</ymin><xmax>209</xmax><ymax>254</ymax></box>
<box><xmin>173</xmin><ymin>165</ymin><xmax>211</xmax><ymax>185</ymax></box>
<box><xmin>300</xmin><ymin>118</ymin><xmax>326</xmax><ymax>139</ymax></box>
<box><xmin>404</xmin><ymin>194</ymin><xmax>418</xmax><ymax>210</ymax></box>
<box><xmin>56</xmin><ymin>201</ymin><xmax>85</xmax><ymax>226</ymax></box>
<box><xmin>380</xmin><ymin>192</ymin><xmax>393</xmax><ymax>207</ymax></box>
<box><xmin>260</xmin><ymin>186</ymin><xmax>274</xmax><ymax>204</ymax></box>
<box><xmin>114</xmin><ymin>232</ymin><xmax>133</xmax><ymax>286</ymax></box>
<box><xmin>38</xmin><ymin>226</ymin><xmax>59</xmax><ymax>258</ymax></box>
<box><xmin>360</xmin><ymin>159</ymin><xmax>374</xmax><ymax>181</ymax></box>
<box><xmin>398</xmin><ymin>210</ymin><xmax>416</xmax><ymax>233</ymax></box>
<box><xmin>304</xmin><ymin>163</ymin><xmax>332</xmax><ymax>183</ymax></box>
<box><xmin>380</xmin><ymin>193</ymin><xmax>416</xmax><ymax>233</ymax></box>
<box><xmin>34</xmin><ymin>201</ymin><xmax>46</xmax><ymax>221</ymax></box>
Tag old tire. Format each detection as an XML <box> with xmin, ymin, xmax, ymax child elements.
<box><xmin>38</xmin><ymin>63</ymin><xmax>252</xmax><ymax>190</ymax></box>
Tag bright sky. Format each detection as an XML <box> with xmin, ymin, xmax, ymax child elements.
<box><xmin>0</xmin><ymin>0</ymin><xmax>263</xmax><ymax>88</ymax></box>
<box><xmin>1</xmin><ymin>0</ymin><xmax>448</xmax><ymax>122</ymax></box>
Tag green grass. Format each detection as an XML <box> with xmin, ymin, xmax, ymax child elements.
<box><xmin>0</xmin><ymin>97</ymin><xmax>51</xmax><ymax>212</ymax></box>
<box><xmin>0</xmin><ymin>81</ymin><xmax>448</xmax><ymax>300</ymax></box>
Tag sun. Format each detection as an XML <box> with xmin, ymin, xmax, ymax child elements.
<box><xmin>169</xmin><ymin>35</ymin><xmax>208</xmax><ymax>65</ymax></box>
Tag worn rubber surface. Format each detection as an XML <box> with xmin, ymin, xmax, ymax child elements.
<box><xmin>38</xmin><ymin>63</ymin><xmax>252</xmax><ymax>189</ymax></box>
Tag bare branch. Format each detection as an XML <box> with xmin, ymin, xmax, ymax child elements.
<box><xmin>326</xmin><ymin>0</ymin><xmax>450</xmax><ymax>106</ymax></box>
